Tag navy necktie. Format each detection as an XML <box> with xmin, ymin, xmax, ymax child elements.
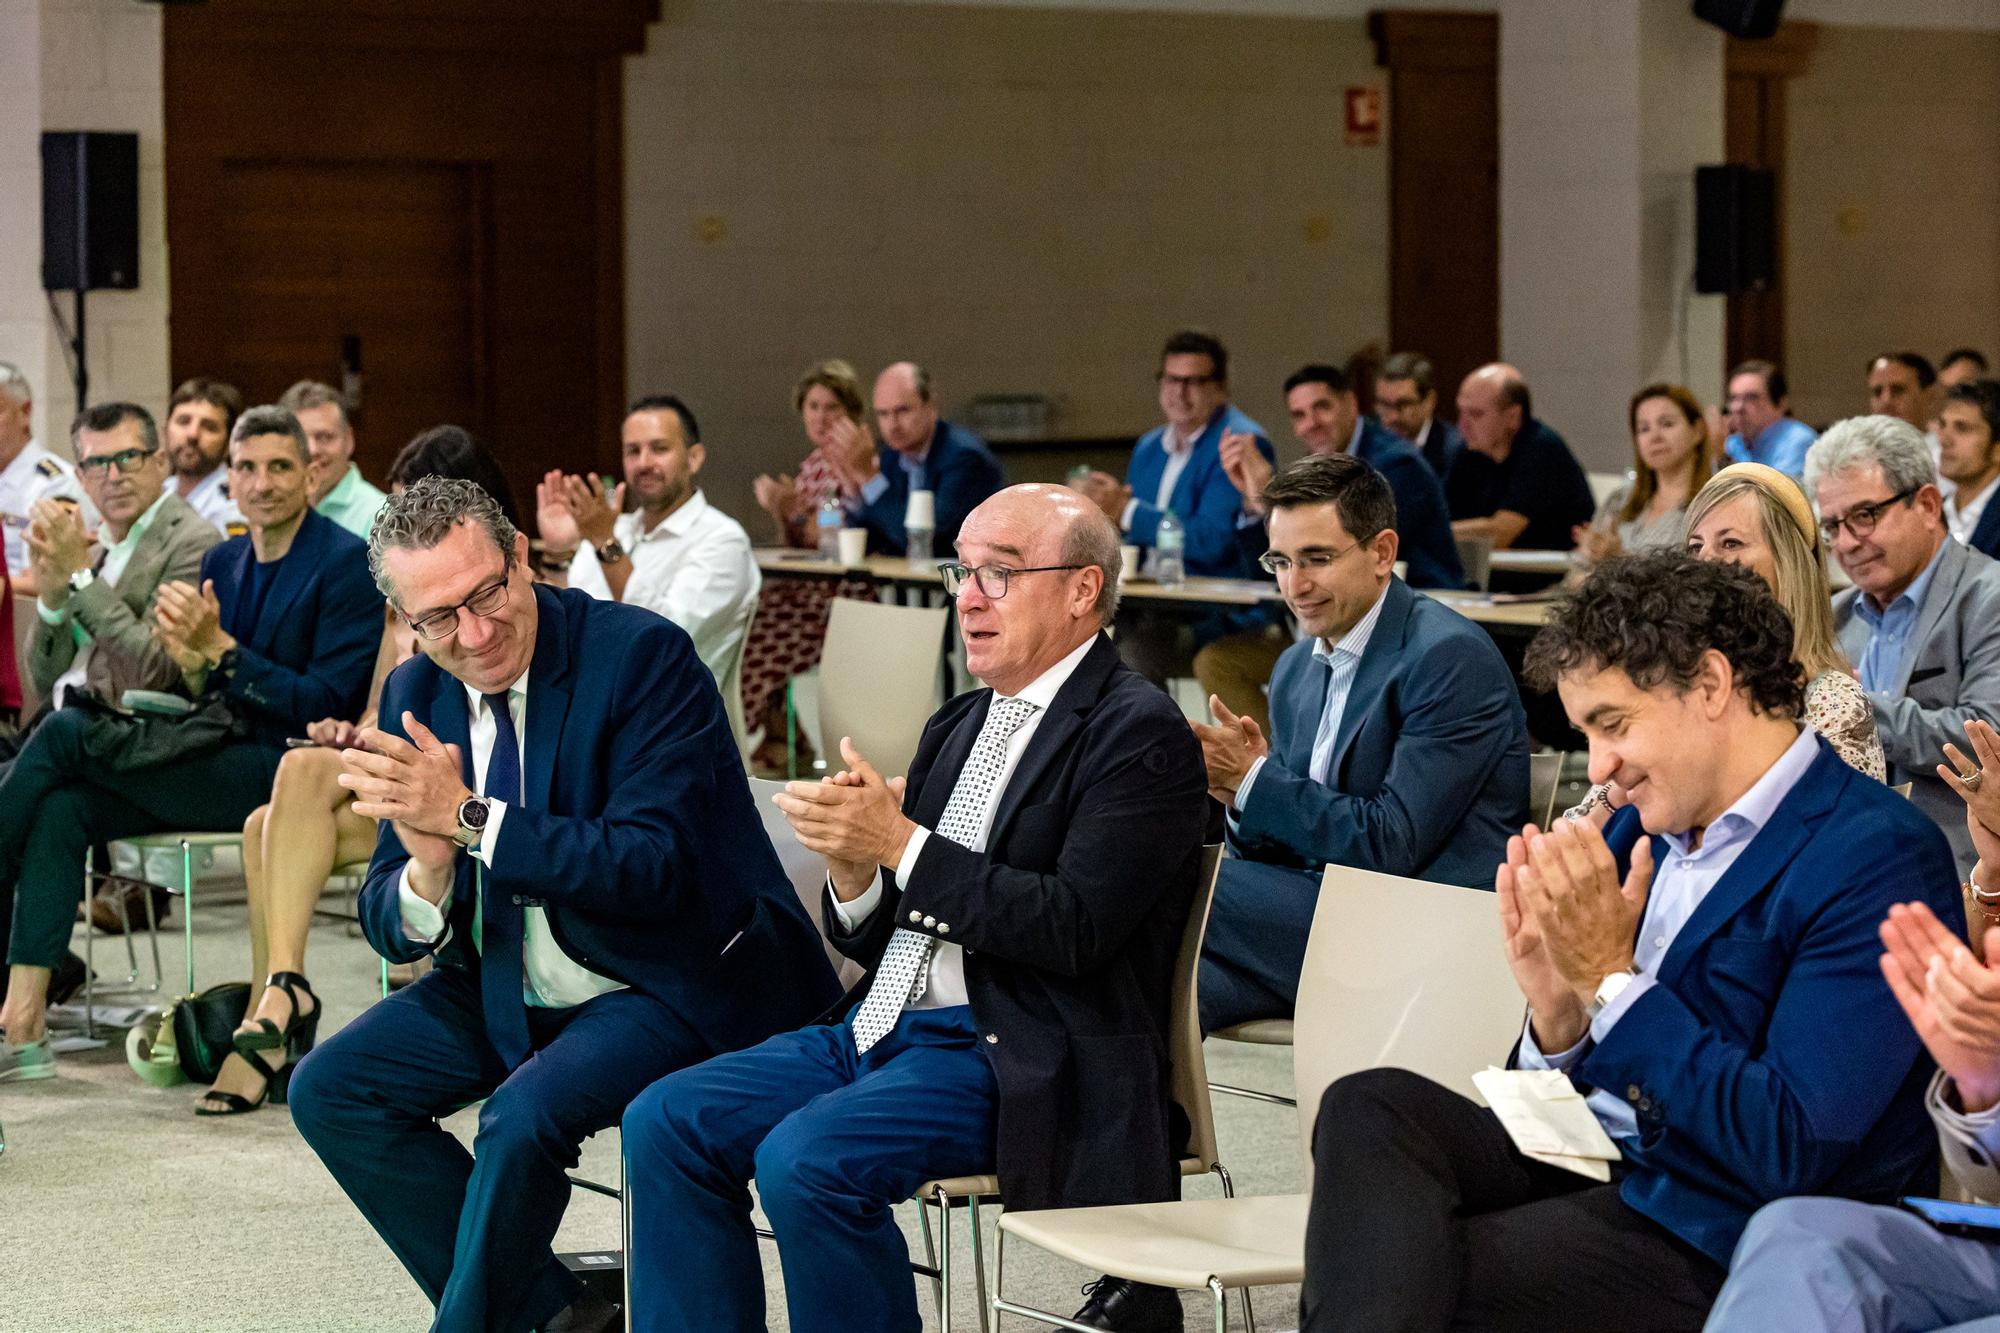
<box><xmin>479</xmin><ymin>690</ymin><xmax>532</xmax><ymax>1069</ymax></box>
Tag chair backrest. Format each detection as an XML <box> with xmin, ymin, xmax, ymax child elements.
<box><xmin>12</xmin><ymin>593</ymin><xmax>39</xmax><ymax>718</ymax></box>
<box><xmin>1290</xmin><ymin>863</ymin><xmax>1523</xmax><ymax>1184</ymax></box>
<box><xmin>718</xmin><ymin>602</ymin><xmax>755</xmax><ymax>762</ymax></box>
<box><xmin>817</xmin><ymin>596</ymin><xmax>950</xmax><ymax>780</ymax></box>
<box><xmin>1528</xmin><ymin>751</ymin><xmax>1566</xmax><ymax>828</ymax></box>
<box><xmin>748</xmin><ymin>776</ymin><xmax>865</xmax><ymax>988</ymax></box>
<box><xmin>1454</xmin><ymin>535</ymin><xmax>1493</xmax><ymax>591</ymax></box>
<box><xmin>1587</xmin><ymin>470</ymin><xmax>1628</xmax><ymax>507</ymax></box>
<box><xmin>1168</xmin><ymin>844</ymin><xmax>1227</xmax><ymax>1171</ymax></box>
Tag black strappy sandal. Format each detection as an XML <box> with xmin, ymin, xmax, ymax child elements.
<box><xmin>231</xmin><ymin>972</ymin><xmax>321</xmax><ymax>1062</ymax></box>
<box><xmin>194</xmin><ymin>1048</ymin><xmax>290</xmax><ymax>1117</ymax></box>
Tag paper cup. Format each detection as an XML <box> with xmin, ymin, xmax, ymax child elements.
<box><xmin>905</xmin><ymin>489</ymin><xmax>936</xmax><ymax>528</ymax></box>
<box><xmin>1119</xmin><ymin>544</ymin><xmax>1141</xmax><ymax>582</ymax></box>
<box><xmin>837</xmin><ymin>527</ymin><xmax>869</xmax><ymax>566</ymax></box>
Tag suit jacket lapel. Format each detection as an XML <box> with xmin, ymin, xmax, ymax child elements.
<box><xmin>987</xmin><ymin>636</ymin><xmax>1117</xmax><ymax>846</ymax></box>
<box><xmin>1895</xmin><ymin>539</ymin><xmax>1962</xmax><ymax>694</ymax></box>
<box><xmin>522</xmin><ymin>584</ymin><xmax>572</xmax><ymax>814</ymax></box>
<box><xmin>1282</xmin><ymin>650</ymin><xmax>1328</xmax><ymax>776</ymax></box>
<box><xmin>1328</xmin><ymin>581</ymin><xmax>1415</xmax><ymax>778</ymax></box>
<box><xmin>118</xmin><ymin>508</ymin><xmax>176</xmax><ymax>612</ymax></box>
<box><xmin>918</xmin><ymin>695</ymin><xmax>987</xmax><ymax>831</ymax></box>
<box><xmin>1655</xmin><ymin>745</ymin><xmax>1839</xmax><ymax>986</ymax></box>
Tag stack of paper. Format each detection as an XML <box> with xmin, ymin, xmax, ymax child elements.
<box><xmin>1471</xmin><ymin>1067</ymin><xmax>1624</xmax><ymax>1182</ymax></box>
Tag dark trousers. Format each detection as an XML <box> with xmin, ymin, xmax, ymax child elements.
<box><xmin>288</xmin><ymin>965</ymin><xmax>711</xmax><ymax>1333</ymax></box>
<box><xmin>1301</xmin><ymin>1068</ymin><xmax>1725</xmax><ymax>1332</ymax></box>
<box><xmin>1197</xmin><ymin>857</ymin><xmax>1321</xmax><ymax>1032</ymax></box>
<box><xmin>0</xmin><ymin>707</ymin><xmax>278</xmax><ymax>968</ymax></box>
<box><xmin>621</xmin><ymin>1006</ymin><xmax>999</xmax><ymax>1333</ymax></box>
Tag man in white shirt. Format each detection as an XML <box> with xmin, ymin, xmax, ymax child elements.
<box><xmin>291</xmin><ymin>476</ymin><xmax>839</xmax><ymax>1333</ymax></box>
<box><xmin>164</xmin><ymin>377</ymin><xmax>246</xmax><ymax>535</ymax></box>
<box><xmin>620</xmin><ymin>484</ymin><xmax>1211</xmax><ymax>1333</ymax></box>
<box><xmin>0</xmin><ymin>363</ymin><xmax>92</xmax><ymax>594</ymax></box>
<box><xmin>1299</xmin><ymin>551</ymin><xmax>1962</xmax><ymax>1331</ymax></box>
<box><xmin>1941</xmin><ymin>379</ymin><xmax>2000</xmax><ymax>559</ymax></box>
<box><xmin>537</xmin><ymin>394</ymin><xmax>760</xmax><ymax>692</ymax></box>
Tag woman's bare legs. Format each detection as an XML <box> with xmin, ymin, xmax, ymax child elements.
<box><xmin>200</xmin><ymin>747</ymin><xmax>373</xmax><ymax>1112</ymax></box>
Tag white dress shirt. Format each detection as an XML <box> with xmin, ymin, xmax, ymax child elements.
<box><xmin>831</xmin><ymin>632</ymin><xmax>1099</xmax><ymax>1009</ymax></box>
<box><xmin>1518</xmin><ymin>725</ymin><xmax>1820</xmax><ymax>1140</ymax></box>
<box><xmin>397</xmin><ymin>668</ymin><xmax>625</xmax><ymax>1008</ymax></box>
<box><xmin>0</xmin><ymin>440</ymin><xmax>92</xmax><ymax>574</ymax></box>
<box><xmin>566</xmin><ymin>489</ymin><xmax>761</xmax><ymax>688</ymax></box>
<box><xmin>37</xmin><ymin>488</ymin><xmax>175</xmax><ymax>706</ymax></box>
<box><xmin>1233</xmin><ymin>581</ymin><xmax>1391</xmax><ymax>814</ymax></box>
<box><xmin>1948</xmin><ymin>475</ymin><xmax>1998</xmax><ymax>548</ymax></box>
<box><xmin>179</xmin><ymin>465</ymin><xmax>244</xmax><ymax>534</ymax></box>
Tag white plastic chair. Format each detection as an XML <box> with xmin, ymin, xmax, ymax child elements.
<box><xmin>816</xmin><ymin>597</ymin><xmax>950</xmax><ymax>781</ymax></box>
<box><xmin>991</xmin><ymin>863</ymin><xmax>1523</xmax><ymax>1331</ymax></box>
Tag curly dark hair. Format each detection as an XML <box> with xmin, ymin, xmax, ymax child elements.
<box><xmin>1525</xmin><ymin>551</ymin><xmax>1805</xmax><ymax>719</ymax></box>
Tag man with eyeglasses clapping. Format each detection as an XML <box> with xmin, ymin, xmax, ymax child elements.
<box><xmin>1815</xmin><ymin>414</ymin><xmax>2000</xmax><ymax>874</ymax></box>
<box><xmin>1193</xmin><ymin>453</ymin><xmax>1527</xmax><ymax>1035</ymax></box>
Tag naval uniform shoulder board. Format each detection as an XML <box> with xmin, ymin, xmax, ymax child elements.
<box><xmin>35</xmin><ymin>457</ymin><xmax>63</xmax><ymax>478</ymax></box>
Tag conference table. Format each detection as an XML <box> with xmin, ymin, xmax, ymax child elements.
<box><xmin>753</xmin><ymin>549</ymin><xmax>1557</xmax><ymax>631</ymax></box>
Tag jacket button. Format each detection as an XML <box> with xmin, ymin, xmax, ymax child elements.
<box><xmin>985</xmin><ymin>1034</ymin><xmax>999</xmax><ymax>1044</ymax></box>
<box><xmin>511</xmin><ymin>895</ymin><xmax>524</xmax><ymax>906</ymax></box>
<box><xmin>1627</xmin><ymin>1084</ymin><xmax>1642</xmax><ymax>1101</ymax></box>
<box><xmin>1636</xmin><ymin>1097</ymin><xmax>1652</xmax><ymax>1112</ymax></box>
<box><xmin>908</xmin><ymin>910</ymin><xmax>922</xmax><ymax>924</ymax></box>
<box><xmin>922</xmin><ymin>915</ymin><xmax>937</xmax><ymax>929</ymax></box>
<box><xmin>937</xmin><ymin>922</ymin><xmax>951</xmax><ymax>935</ymax></box>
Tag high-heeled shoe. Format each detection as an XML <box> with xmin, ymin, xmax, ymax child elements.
<box><xmin>231</xmin><ymin>972</ymin><xmax>320</xmax><ymax>1061</ymax></box>
<box><xmin>194</xmin><ymin>1048</ymin><xmax>293</xmax><ymax>1116</ymax></box>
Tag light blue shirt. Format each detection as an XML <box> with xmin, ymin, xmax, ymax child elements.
<box><xmin>1519</xmin><ymin>725</ymin><xmax>1820</xmax><ymax>1142</ymax></box>
<box><xmin>1724</xmin><ymin>416</ymin><xmax>1817</xmax><ymax>479</ymax></box>
<box><xmin>1233</xmin><ymin>581</ymin><xmax>1390</xmax><ymax>812</ymax></box>
<box><xmin>1854</xmin><ymin>540</ymin><xmax>1948</xmax><ymax>694</ymax></box>
<box><xmin>855</xmin><ymin>445</ymin><xmax>930</xmax><ymax>509</ymax></box>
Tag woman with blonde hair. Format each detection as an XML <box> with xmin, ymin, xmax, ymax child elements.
<box><xmin>1682</xmin><ymin>461</ymin><xmax>1883</xmax><ymax>779</ymax></box>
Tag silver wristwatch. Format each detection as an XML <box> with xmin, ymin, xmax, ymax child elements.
<box><xmin>1586</xmin><ymin>969</ymin><xmax>1637</xmax><ymax>1021</ymax></box>
<box><xmin>453</xmin><ymin>795</ymin><xmax>492</xmax><ymax>849</ymax></box>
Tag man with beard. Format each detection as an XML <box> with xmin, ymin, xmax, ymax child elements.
<box><xmin>165</xmin><ymin>377</ymin><xmax>246</xmax><ymax>534</ymax></box>
<box><xmin>536</xmin><ymin>395</ymin><xmax>760</xmax><ymax>690</ymax></box>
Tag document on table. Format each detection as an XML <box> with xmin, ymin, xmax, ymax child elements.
<box><xmin>1471</xmin><ymin>1067</ymin><xmax>1624</xmax><ymax>1182</ymax></box>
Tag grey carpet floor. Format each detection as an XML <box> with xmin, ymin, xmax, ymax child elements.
<box><xmin>1</xmin><ymin>895</ymin><xmax>1303</xmax><ymax>1332</ymax></box>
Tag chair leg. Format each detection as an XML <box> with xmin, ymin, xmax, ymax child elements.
<box><xmin>917</xmin><ymin>1191</ymin><xmax>946</xmax><ymax>1323</ymax></box>
<box><xmin>1208</xmin><ymin>1164</ymin><xmax>1254</xmax><ymax>1331</ymax></box>
<box><xmin>621</xmin><ymin>1139</ymin><xmax>634</xmax><ymax>1324</ymax></box>
<box><xmin>934</xmin><ymin>1184</ymin><xmax>954</xmax><ymax>1332</ymax></box>
<box><xmin>967</xmin><ymin>1194</ymin><xmax>992</xmax><ymax>1333</ymax></box>
<box><xmin>180</xmin><ymin>838</ymin><xmax>196</xmax><ymax>995</ymax></box>
<box><xmin>1209</xmin><ymin>1277</ymin><xmax>1228</xmax><ymax>1333</ymax></box>
<box><xmin>139</xmin><ymin>879</ymin><xmax>163</xmax><ymax>994</ymax></box>
<box><xmin>80</xmin><ymin>857</ymin><xmax>97</xmax><ymax>1040</ymax></box>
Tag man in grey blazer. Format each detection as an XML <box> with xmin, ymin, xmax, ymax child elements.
<box><xmin>1816</xmin><ymin>414</ymin><xmax>2000</xmax><ymax>873</ymax></box>
<box><xmin>23</xmin><ymin>402</ymin><xmax>221</xmax><ymax>712</ymax></box>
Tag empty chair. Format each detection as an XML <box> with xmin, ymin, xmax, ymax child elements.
<box><xmin>816</xmin><ymin>596</ymin><xmax>951</xmax><ymax>780</ymax></box>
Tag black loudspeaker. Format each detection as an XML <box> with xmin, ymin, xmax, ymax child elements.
<box><xmin>1694</xmin><ymin>164</ymin><xmax>1776</xmax><ymax>295</ymax></box>
<box><xmin>41</xmin><ymin>131</ymin><xmax>140</xmax><ymax>292</ymax></box>
<box><xmin>1693</xmin><ymin>0</ymin><xmax>1786</xmax><ymax>39</ymax></box>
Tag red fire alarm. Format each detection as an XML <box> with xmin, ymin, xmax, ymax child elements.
<box><xmin>1345</xmin><ymin>86</ymin><xmax>1382</xmax><ymax>146</ymax></box>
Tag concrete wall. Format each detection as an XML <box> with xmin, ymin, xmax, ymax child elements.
<box><xmin>0</xmin><ymin>0</ymin><xmax>167</xmax><ymax>457</ymax></box>
<box><xmin>625</xmin><ymin>0</ymin><xmax>1390</xmax><ymax>520</ymax></box>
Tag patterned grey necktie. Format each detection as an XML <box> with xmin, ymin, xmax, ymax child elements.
<box><xmin>850</xmin><ymin>696</ymin><xmax>1039</xmax><ymax>1053</ymax></box>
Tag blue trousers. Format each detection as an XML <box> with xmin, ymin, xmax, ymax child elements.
<box><xmin>1198</xmin><ymin>857</ymin><xmax>1321</xmax><ymax>1032</ymax></box>
<box><xmin>289</xmin><ymin>964</ymin><xmax>708</xmax><ymax>1333</ymax></box>
<box><xmin>622</xmin><ymin>1006</ymin><xmax>999</xmax><ymax>1333</ymax></box>
<box><xmin>1706</xmin><ymin>1196</ymin><xmax>2000</xmax><ymax>1333</ymax></box>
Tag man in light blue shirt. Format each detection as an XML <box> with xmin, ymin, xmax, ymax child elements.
<box><xmin>1723</xmin><ymin>360</ymin><xmax>1817</xmax><ymax>479</ymax></box>
<box><xmin>280</xmin><ymin>380</ymin><xmax>387</xmax><ymax>540</ymax></box>
<box><xmin>1296</xmin><ymin>551</ymin><xmax>1959</xmax><ymax>1332</ymax></box>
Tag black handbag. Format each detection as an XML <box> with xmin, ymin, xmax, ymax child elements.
<box><xmin>170</xmin><ymin>981</ymin><xmax>252</xmax><ymax>1083</ymax></box>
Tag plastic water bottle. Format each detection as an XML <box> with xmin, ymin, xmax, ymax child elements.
<box><xmin>817</xmin><ymin>495</ymin><xmax>843</xmax><ymax>560</ymax></box>
<box><xmin>1155</xmin><ymin>510</ymin><xmax>1186</xmax><ymax>589</ymax></box>
<box><xmin>906</xmin><ymin>523</ymin><xmax>932</xmax><ymax>566</ymax></box>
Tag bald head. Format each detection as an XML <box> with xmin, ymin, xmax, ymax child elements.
<box><xmin>1457</xmin><ymin>362</ymin><xmax>1532</xmax><ymax>459</ymax></box>
<box><xmin>874</xmin><ymin>361</ymin><xmax>940</xmax><ymax>456</ymax></box>
<box><xmin>953</xmin><ymin>484</ymin><xmax>1116</xmax><ymax>693</ymax></box>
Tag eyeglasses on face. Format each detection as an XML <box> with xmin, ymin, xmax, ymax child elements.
<box><xmin>1818</xmin><ymin>486</ymin><xmax>1919</xmax><ymax>543</ymax></box>
<box><xmin>1258</xmin><ymin>542</ymin><xmax>1362</xmax><ymax>576</ymax></box>
<box><xmin>1158</xmin><ymin>372</ymin><xmax>1218</xmax><ymax>390</ymax></box>
<box><xmin>406</xmin><ymin>567</ymin><xmax>512</xmax><ymax>641</ymax></box>
<box><xmin>77</xmin><ymin>446</ymin><xmax>158</xmax><ymax>477</ymax></box>
<box><xmin>937</xmin><ymin>563</ymin><xmax>1085</xmax><ymax>599</ymax></box>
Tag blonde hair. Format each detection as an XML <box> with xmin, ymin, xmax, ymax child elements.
<box><xmin>791</xmin><ymin>359</ymin><xmax>865</xmax><ymax>420</ymax></box>
<box><xmin>1686</xmin><ymin>464</ymin><xmax>1850</xmax><ymax>681</ymax></box>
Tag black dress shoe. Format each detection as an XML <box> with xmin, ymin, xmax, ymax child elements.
<box><xmin>542</xmin><ymin>1287</ymin><xmax>621</xmax><ymax>1333</ymax></box>
<box><xmin>47</xmin><ymin>951</ymin><xmax>91</xmax><ymax>1007</ymax></box>
<box><xmin>1070</xmin><ymin>1276</ymin><xmax>1185</xmax><ymax>1331</ymax></box>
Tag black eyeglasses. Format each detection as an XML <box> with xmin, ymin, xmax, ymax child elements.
<box><xmin>405</xmin><ymin>567</ymin><xmax>512</xmax><ymax>641</ymax></box>
<box><xmin>1158</xmin><ymin>372</ymin><xmax>1218</xmax><ymax>390</ymax></box>
<box><xmin>938</xmin><ymin>563</ymin><xmax>1085</xmax><ymax>599</ymax></box>
<box><xmin>1258</xmin><ymin>542</ymin><xmax>1363</xmax><ymax>576</ymax></box>
<box><xmin>77</xmin><ymin>446</ymin><xmax>158</xmax><ymax>477</ymax></box>
<box><xmin>1819</xmin><ymin>486</ymin><xmax>1919</xmax><ymax>543</ymax></box>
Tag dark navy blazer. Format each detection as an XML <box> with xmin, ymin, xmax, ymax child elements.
<box><xmin>1351</xmin><ymin>419</ymin><xmax>1464</xmax><ymax>589</ymax></box>
<box><xmin>1582</xmin><ymin>741</ymin><xmax>1964</xmax><ymax>1265</ymax></box>
<box><xmin>357</xmin><ymin>583</ymin><xmax>841</xmax><ymax>1055</ymax></box>
<box><xmin>1230</xmin><ymin>578</ymin><xmax>1525</xmax><ymax>886</ymax></box>
<box><xmin>850</xmin><ymin>419</ymin><xmax>1005</xmax><ymax>555</ymax></box>
<box><xmin>1967</xmin><ymin>499</ymin><xmax>2000</xmax><ymax>562</ymax></box>
<box><xmin>200</xmin><ymin>507</ymin><xmax>380</xmax><ymax>746</ymax></box>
